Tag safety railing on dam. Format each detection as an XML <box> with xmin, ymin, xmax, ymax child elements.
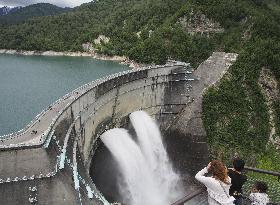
<box><xmin>0</xmin><ymin>61</ymin><xmax>192</xmax><ymax>149</ymax></box>
<box><xmin>243</xmin><ymin>166</ymin><xmax>280</xmax><ymax>205</ymax></box>
<box><xmin>0</xmin><ymin>53</ymin><xmax>241</xmax><ymax>205</ymax></box>
<box><xmin>0</xmin><ymin>63</ymin><xmax>181</xmax><ymax>147</ymax></box>
<box><xmin>244</xmin><ymin>166</ymin><xmax>280</xmax><ymax>180</ymax></box>
<box><xmin>170</xmin><ymin>188</ymin><xmax>207</xmax><ymax>205</ymax></box>
<box><xmin>0</xmin><ymin>61</ymin><xmax>196</xmax><ymax>204</ymax></box>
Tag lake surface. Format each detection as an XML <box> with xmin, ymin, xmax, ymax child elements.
<box><xmin>0</xmin><ymin>54</ymin><xmax>128</xmax><ymax>136</ymax></box>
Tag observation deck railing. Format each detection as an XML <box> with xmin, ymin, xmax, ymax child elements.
<box><xmin>243</xmin><ymin>166</ymin><xmax>280</xmax><ymax>205</ymax></box>
<box><xmin>170</xmin><ymin>188</ymin><xmax>206</xmax><ymax>205</ymax></box>
<box><xmin>244</xmin><ymin>166</ymin><xmax>280</xmax><ymax>181</ymax></box>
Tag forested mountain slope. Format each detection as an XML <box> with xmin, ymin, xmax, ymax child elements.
<box><xmin>0</xmin><ymin>0</ymin><xmax>278</xmax><ymax>65</ymax></box>
<box><xmin>0</xmin><ymin>3</ymin><xmax>70</xmax><ymax>25</ymax></box>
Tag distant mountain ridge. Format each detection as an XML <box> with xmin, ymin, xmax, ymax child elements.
<box><xmin>0</xmin><ymin>3</ymin><xmax>71</xmax><ymax>25</ymax></box>
<box><xmin>0</xmin><ymin>6</ymin><xmax>21</xmax><ymax>16</ymax></box>
<box><xmin>0</xmin><ymin>6</ymin><xmax>11</xmax><ymax>16</ymax></box>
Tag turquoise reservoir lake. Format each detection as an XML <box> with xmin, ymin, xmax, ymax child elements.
<box><xmin>0</xmin><ymin>54</ymin><xmax>128</xmax><ymax>136</ymax></box>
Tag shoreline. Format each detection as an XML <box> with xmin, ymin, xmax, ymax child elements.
<box><xmin>0</xmin><ymin>49</ymin><xmax>143</xmax><ymax>69</ymax></box>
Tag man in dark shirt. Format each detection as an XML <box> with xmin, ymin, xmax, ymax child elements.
<box><xmin>228</xmin><ymin>158</ymin><xmax>247</xmax><ymax>205</ymax></box>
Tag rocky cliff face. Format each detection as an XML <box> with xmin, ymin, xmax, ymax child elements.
<box><xmin>258</xmin><ymin>68</ymin><xmax>280</xmax><ymax>146</ymax></box>
<box><xmin>178</xmin><ymin>9</ymin><xmax>224</xmax><ymax>36</ymax></box>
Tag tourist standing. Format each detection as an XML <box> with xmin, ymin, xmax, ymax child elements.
<box><xmin>195</xmin><ymin>160</ymin><xmax>235</xmax><ymax>205</ymax></box>
<box><xmin>228</xmin><ymin>158</ymin><xmax>247</xmax><ymax>205</ymax></box>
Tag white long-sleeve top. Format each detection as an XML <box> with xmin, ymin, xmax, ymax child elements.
<box><xmin>195</xmin><ymin>167</ymin><xmax>235</xmax><ymax>205</ymax></box>
<box><xmin>249</xmin><ymin>193</ymin><xmax>269</xmax><ymax>205</ymax></box>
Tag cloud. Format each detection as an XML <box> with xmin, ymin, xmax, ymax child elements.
<box><xmin>0</xmin><ymin>0</ymin><xmax>92</xmax><ymax>8</ymax></box>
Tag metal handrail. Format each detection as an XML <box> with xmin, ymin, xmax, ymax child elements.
<box><xmin>244</xmin><ymin>166</ymin><xmax>280</xmax><ymax>181</ymax></box>
<box><xmin>170</xmin><ymin>188</ymin><xmax>206</xmax><ymax>205</ymax></box>
<box><xmin>170</xmin><ymin>167</ymin><xmax>280</xmax><ymax>205</ymax></box>
<box><xmin>243</xmin><ymin>166</ymin><xmax>280</xmax><ymax>204</ymax></box>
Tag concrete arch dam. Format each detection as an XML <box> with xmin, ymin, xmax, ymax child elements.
<box><xmin>0</xmin><ymin>52</ymin><xmax>237</xmax><ymax>205</ymax></box>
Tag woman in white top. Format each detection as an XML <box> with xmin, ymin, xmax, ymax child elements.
<box><xmin>195</xmin><ymin>160</ymin><xmax>235</xmax><ymax>205</ymax></box>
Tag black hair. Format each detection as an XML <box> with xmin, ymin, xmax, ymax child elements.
<box><xmin>254</xmin><ymin>181</ymin><xmax>268</xmax><ymax>193</ymax></box>
<box><xmin>232</xmin><ymin>158</ymin><xmax>245</xmax><ymax>172</ymax></box>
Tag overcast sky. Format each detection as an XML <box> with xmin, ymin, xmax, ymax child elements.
<box><xmin>0</xmin><ymin>0</ymin><xmax>93</xmax><ymax>8</ymax></box>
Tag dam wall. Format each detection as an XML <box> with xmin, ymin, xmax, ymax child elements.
<box><xmin>0</xmin><ymin>52</ymin><xmax>237</xmax><ymax>204</ymax></box>
<box><xmin>74</xmin><ymin>64</ymin><xmax>197</xmax><ymax>170</ymax></box>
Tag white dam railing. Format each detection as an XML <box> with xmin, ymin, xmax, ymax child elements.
<box><xmin>0</xmin><ymin>62</ymin><xmax>192</xmax><ymax>149</ymax></box>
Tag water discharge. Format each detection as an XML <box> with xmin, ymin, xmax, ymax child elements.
<box><xmin>101</xmin><ymin>111</ymin><xmax>184</xmax><ymax>205</ymax></box>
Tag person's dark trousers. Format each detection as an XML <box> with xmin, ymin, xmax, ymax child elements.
<box><xmin>234</xmin><ymin>196</ymin><xmax>243</xmax><ymax>205</ymax></box>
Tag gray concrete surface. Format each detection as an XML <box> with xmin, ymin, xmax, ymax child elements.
<box><xmin>0</xmin><ymin>52</ymin><xmax>237</xmax><ymax>204</ymax></box>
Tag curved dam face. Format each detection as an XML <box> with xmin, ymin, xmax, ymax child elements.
<box><xmin>0</xmin><ymin>52</ymin><xmax>237</xmax><ymax>204</ymax></box>
<box><xmin>88</xmin><ymin>64</ymin><xmax>202</xmax><ymax>203</ymax></box>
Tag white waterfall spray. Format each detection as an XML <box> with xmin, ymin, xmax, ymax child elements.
<box><xmin>101</xmin><ymin>111</ymin><xmax>183</xmax><ymax>205</ymax></box>
<box><xmin>130</xmin><ymin>111</ymin><xmax>183</xmax><ymax>202</ymax></box>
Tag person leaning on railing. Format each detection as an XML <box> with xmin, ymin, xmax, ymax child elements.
<box><xmin>195</xmin><ymin>160</ymin><xmax>236</xmax><ymax>205</ymax></box>
<box><xmin>228</xmin><ymin>158</ymin><xmax>247</xmax><ymax>205</ymax></box>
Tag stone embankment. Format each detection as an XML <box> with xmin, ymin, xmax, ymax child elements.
<box><xmin>0</xmin><ymin>49</ymin><xmax>143</xmax><ymax>69</ymax></box>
